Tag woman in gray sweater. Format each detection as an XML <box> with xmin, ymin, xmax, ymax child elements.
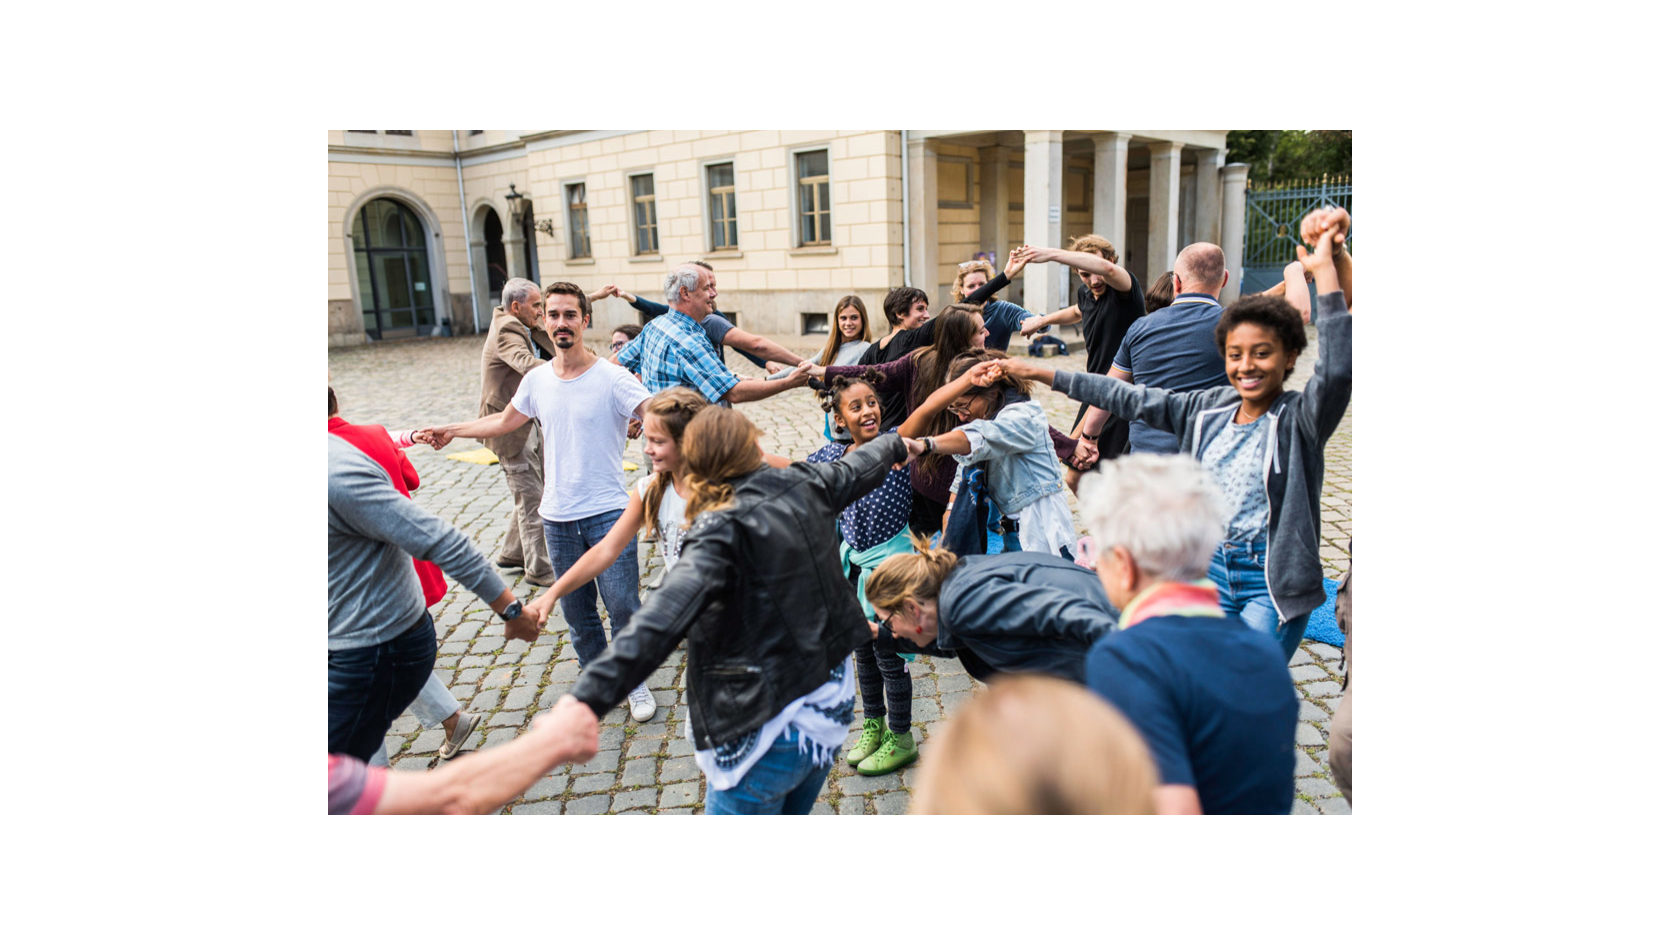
<box><xmin>1001</xmin><ymin>221</ymin><xmax>1351</xmax><ymax>658</ymax></box>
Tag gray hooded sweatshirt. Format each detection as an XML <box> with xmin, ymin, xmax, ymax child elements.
<box><xmin>1052</xmin><ymin>291</ymin><xmax>1351</xmax><ymax>622</ymax></box>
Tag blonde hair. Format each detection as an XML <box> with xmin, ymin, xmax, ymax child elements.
<box><xmin>951</xmin><ymin>258</ymin><xmax>997</xmax><ymax>302</ymax></box>
<box><xmin>865</xmin><ymin>533</ymin><xmax>960</xmax><ymax>615</ymax></box>
<box><xmin>638</xmin><ymin>387</ymin><xmax>711</xmax><ymax>545</ymax></box>
<box><xmin>818</xmin><ymin>294</ymin><xmax>873</xmax><ymax>367</ymax></box>
<box><xmin>911</xmin><ymin>675</ymin><xmax>1159</xmax><ymax>815</ymax></box>
<box><xmin>680</xmin><ymin>406</ymin><xmax>765</xmax><ymax>527</ymax></box>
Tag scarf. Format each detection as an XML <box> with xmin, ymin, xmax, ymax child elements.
<box><xmin>1119</xmin><ymin>580</ymin><xmax>1226</xmax><ymax>630</ymax></box>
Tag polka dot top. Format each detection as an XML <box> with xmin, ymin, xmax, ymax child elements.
<box><xmin>807</xmin><ymin>433</ymin><xmax>913</xmax><ymax>551</ymax></box>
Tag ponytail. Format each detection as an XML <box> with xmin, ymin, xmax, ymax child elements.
<box><xmin>865</xmin><ymin>532</ymin><xmax>961</xmax><ymax>614</ymax></box>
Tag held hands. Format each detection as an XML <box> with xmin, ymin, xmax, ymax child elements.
<box><xmin>627</xmin><ymin>418</ymin><xmax>643</xmax><ymax>439</ymax></box>
<box><xmin>420</xmin><ymin>427</ymin><xmax>455</xmax><ymax>450</ymax></box>
<box><xmin>412</xmin><ymin>429</ymin><xmax>438</xmax><ymax>447</ymax></box>
<box><xmin>1016</xmin><ymin>244</ymin><xmax>1057</xmax><ymax>265</ymax></box>
<box><xmin>527</xmin><ymin>596</ymin><xmax>554</xmax><ymax>632</ymax></box>
<box><xmin>1296</xmin><ymin>222</ymin><xmax>1344</xmax><ymax>282</ymax></box>
<box><xmin>965</xmin><ymin>360</ymin><xmax>1005</xmax><ymax>389</ymax></box>
<box><xmin>901</xmin><ymin>434</ymin><xmax>927</xmax><ymax>460</ymax></box>
<box><xmin>1300</xmin><ymin>207</ymin><xmax>1350</xmax><ymax>251</ymax></box>
<box><xmin>531</xmin><ymin>695</ymin><xmax>601</xmax><ymax>765</ymax></box>
<box><xmin>504</xmin><ymin>607</ymin><xmax>541</xmax><ymax>643</ymax></box>
<box><xmin>1070</xmin><ymin>438</ymin><xmax>1099</xmax><ymax>470</ymax></box>
<box><xmin>587</xmin><ymin>284</ymin><xmax>615</xmax><ymax>303</ymax></box>
<box><xmin>1004</xmin><ymin>245</ymin><xmax>1031</xmax><ymax>279</ymax></box>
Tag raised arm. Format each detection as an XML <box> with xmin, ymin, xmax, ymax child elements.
<box><xmin>723</xmin><ymin>325</ymin><xmax>804</xmax><ymax>369</ymax></box>
<box><xmin>805</xmin><ymin>432</ymin><xmax>910</xmax><ymax>512</ymax></box>
<box><xmin>999</xmin><ymin>358</ymin><xmax>1205</xmax><ymax>441</ymax></box>
<box><xmin>1294</xmin><ymin>223</ymin><xmax>1352</xmax><ymax>443</ymax></box>
<box><xmin>1018</xmin><ymin>245</ymin><xmax>1133</xmax><ymax>292</ymax></box>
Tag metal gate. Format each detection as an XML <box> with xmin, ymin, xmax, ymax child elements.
<box><xmin>1240</xmin><ymin>175</ymin><xmax>1352</xmax><ymax>298</ymax></box>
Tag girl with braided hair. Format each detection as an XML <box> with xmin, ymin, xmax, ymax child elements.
<box><xmin>807</xmin><ymin>369</ymin><xmax>919</xmax><ymax>776</ymax></box>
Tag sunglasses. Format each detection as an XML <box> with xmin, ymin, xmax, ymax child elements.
<box><xmin>957</xmin><ymin>260</ymin><xmax>988</xmax><ymax>271</ymax></box>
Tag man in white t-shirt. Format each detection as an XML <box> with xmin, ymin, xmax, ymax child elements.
<box><xmin>424</xmin><ymin>281</ymin><xmax>660</xmax><ymax>721</ymax></box>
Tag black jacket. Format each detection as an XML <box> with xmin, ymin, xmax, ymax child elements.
<box><xmin>571</xmin><ymin>434</ymin><xmax>906</xmax><ymax>750</ymax></box>
<box><xmin>936</xmin><ymin>552</ymin><xmax>1119</xmax><ymax>682</ymax></box>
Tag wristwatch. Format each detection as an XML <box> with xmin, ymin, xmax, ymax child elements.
<box><xmin>499</xmin><ymin>600</ymin><xmax>524</xmax><ymax>623</ymax></box>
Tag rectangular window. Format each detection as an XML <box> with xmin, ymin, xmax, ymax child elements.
<box><xmin>795</xmin><ymin>150</ymin><xmax>831</xmax><ymax>246</ymax></box>
<box><xmin>383</xmin><ymin>130</ymin><xmax>413</xmax><ymax>136</ymax></box>
<box><xmin>631</xmin><ymin>173</ymin><xmax>659</xmax><ymax>255</ymax></box>
<box><xmin>566</xmin><ymin>183</ymin><xmax>591</xmax><ymax>259</ymax></box>
<box><xmin>707</xmin><ymin>163</ymin><xmax>738</xmax><ymax>251</ymax></box>
<box><xmin>801</xmin><ymin>312</ymin><xmax>827</xmax><ymax>335</ymax></box>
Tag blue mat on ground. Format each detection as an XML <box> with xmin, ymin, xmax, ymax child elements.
<box><xmin>1303</xmin><ymin>577</ymin><xmax>1344</xmax><ymax>648</ymax></box>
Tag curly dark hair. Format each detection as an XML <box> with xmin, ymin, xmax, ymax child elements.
<box><xmin>1215</xmin><ymin>295</ymin><xmax>1308</xmax><ymax>379</ymax></box>
<box><xmin>817</xmin><ymin>368</ymin><xmax>886</xmax><ymax>417</ymax></box>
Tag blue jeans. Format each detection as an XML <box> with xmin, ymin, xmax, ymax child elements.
<box><xmin>704</xmin><ymin>728</ymin><xmax>833</xmax><ymax>815</ymax></box>
<box><xmin>328</xmin><ymin>611</ymin><xmax>437</xmax><ymax>762</ymax></box>
<box><xmin>543</xmin><ymin>510</ymin><xmax>641</xmax><ymax>667</ymax></box>
<box><xmin>1208</xmin><ymin>537</ymin><xmax>1309</xmax><ymax>658</ymax></box>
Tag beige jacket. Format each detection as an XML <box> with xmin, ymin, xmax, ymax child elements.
<box><xmin>478</xmin><ymin>306</ymin><xmax>557</xmax><ymax>459</ymax></box>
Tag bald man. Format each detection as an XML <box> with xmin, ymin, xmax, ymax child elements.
<box><xmin>1079</xmin><ymin>242</ymin><xmax>1232</xmax><ymax>455</ymax></box>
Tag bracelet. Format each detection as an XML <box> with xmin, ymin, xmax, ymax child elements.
<box><xmin>1079</xmin><ymin>432</ymin><xmax>1099</xmax><ymax>443</ymax></box>
<box><xmin>922</xmin><ymin>436</ymin><xmax>938</xmax><ymax>455</ymax></box>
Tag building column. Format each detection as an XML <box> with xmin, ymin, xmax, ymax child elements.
<box><xmin>1147</xmin><ymin>140</ymin><xmax>1183</xmax><ymax>277</ymax></box>
<box><xmin>1194</xmin><ymin>148</ymin><xmax>1225</xmax><ymax>245</ymax></box>
<box><xmin>978</xmin><ymin>145</ymin><xmax>1010</xmax><ymax>271</ymax></box>
<box><xmin>1092</xmin><ymin>132</ymin><xmax>1130</xmax><ymax>266</ymax></box>
<box><xmin>1023</xmin><ymin>130</ymin><xmax>1064</xmax><ymax>314</ymax></box>
<box><xmin>1219</xmin><ymin>162</ymin><xmax>1250</xmax><ymax>305</ymax></box>
<box><xmin>907</xmin><ymin>137</ymin><xmax>941</xmax><ymax>291</ymax></box>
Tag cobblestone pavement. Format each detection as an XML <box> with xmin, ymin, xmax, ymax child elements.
<box><xmin>329</xmin><ymin>326</ymin><xmax>1351</xmax><ymax>815</ymax></box>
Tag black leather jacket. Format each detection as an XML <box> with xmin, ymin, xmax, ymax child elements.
<box><xmin>571</xmin><ymin>434</ymin><xmax>906</xmax><ymax>750</ymax></box>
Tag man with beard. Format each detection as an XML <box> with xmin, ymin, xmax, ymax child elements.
<box><xmin>422</xmin><ymin>282</ymin><xmax>661</xmax><ymax>722</ymax></box>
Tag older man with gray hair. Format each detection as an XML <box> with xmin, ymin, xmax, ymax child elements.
<box><xmin>612</xmin><ymin>263</ymin><xmax>813</xmax><ymax>403</ymax></box>
<box><xmin>1079</xmin><ymin>452</ymin><xmax>1298</xmax><ymax>815</ymax></box>
<box><xmin>477</xmin><ymin>277</ymin><xmax>556</xmax><ymax>585</ymax></box>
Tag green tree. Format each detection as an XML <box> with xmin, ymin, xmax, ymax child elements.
<box><xmin>1226</xmin><ymin>130</ymin><xmax>1351</xmax><ymax>187</ymax></box>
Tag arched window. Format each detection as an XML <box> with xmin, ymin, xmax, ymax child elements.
<box><xmin>352</xmin><ymin>198</ymin><xmax>437</xmax><ymax>339</ymax></box>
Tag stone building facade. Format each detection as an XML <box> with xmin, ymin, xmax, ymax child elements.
<box><xmin>327</xmin><ymin>130</ymin><xmax>1248</xmax><ymax>347</ymax></box>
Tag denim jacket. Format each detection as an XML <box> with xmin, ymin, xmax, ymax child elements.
<box><xmin>955</xmin><ymin>392</ymin><xmax>1064</xmax><ymax>516</ymax></box>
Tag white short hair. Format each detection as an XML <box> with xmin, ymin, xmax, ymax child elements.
<box><xmin>663</xmin><ymin>265</ymin><xmax>701</xmax><ymax>303</ymax></box>
<box><xmin>1077</xmin><ymin>453</ymin><xmax>1230</xmax><ymax>582</ymax></box>
<box><xmin>501</xmin><ymin>277</ymin><xmax>540</xmax><ymax>310</ymax></box>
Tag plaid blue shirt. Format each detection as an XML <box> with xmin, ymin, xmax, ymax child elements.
<box><xmin>614</xmin><ymin>311</ymin><xmax>739</xmax><ymax>403</ymax></box>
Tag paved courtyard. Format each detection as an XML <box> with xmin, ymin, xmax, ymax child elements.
<box><xmin>329</xmin><ymin>325</ymin><xmax>1352</xmax><ymax>815</ymax></box>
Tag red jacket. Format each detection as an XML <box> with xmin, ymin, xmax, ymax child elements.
<box><xmin>328</xmin><ymin>417</ymin><xmax>448</xmax><ymax>606</ymax></box>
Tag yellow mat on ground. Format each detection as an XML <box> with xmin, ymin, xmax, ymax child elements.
<box><xmin>445</xmin><ymin>448</ymin><xmax>500</xmax><ymax>465</ymax></box>
<box><xmin>444</xmin><ymin>448</ymin><xmax>638</xmax><ymax>472</ymax></box>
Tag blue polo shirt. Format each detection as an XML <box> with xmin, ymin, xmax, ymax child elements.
<box><xmin>1114</xmin><ymin>293</ymin><xmax>1227</xmax><ymax>454</ymax></box>
<box><xmin>1085</xmin><ymin>613</ymin><xmax>1298</xmax><ymax>814</ymax></box>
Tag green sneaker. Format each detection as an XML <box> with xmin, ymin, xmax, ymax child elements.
<box><xmin>857</xmin><ymin>728</ymin><xmax>918</xmax><ymax>776</ymax></box>
<box><xmin>846</xmin><ymin>717</ymin><xmax>884</xmax><ymax>767</ymax></box>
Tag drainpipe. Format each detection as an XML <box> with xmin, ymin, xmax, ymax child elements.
<box><xmin>900</xmin><ymin>130</ymin><xmax>912</xmax><ymax>289</ymax></box>
<box><xmin>453</xmin><ymin>131</ymin><xmax>483</xmax><ymax>333</ymax></box>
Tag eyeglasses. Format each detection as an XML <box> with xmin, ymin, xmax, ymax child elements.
<box><xmin>957</xmin><ymin>260</ymin><xmax>988</xmax><ymax>271</ymax></box>
<box><xmin>610</xmin><ymin>339</ymin><xmax>627</xmax><ymax>351</ymax></box>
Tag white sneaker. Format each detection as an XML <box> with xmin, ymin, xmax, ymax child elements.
<box><xmin>627</xmin><ymin>683</ymin><xmax>657</xmax><ymax>723</ymax></box>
